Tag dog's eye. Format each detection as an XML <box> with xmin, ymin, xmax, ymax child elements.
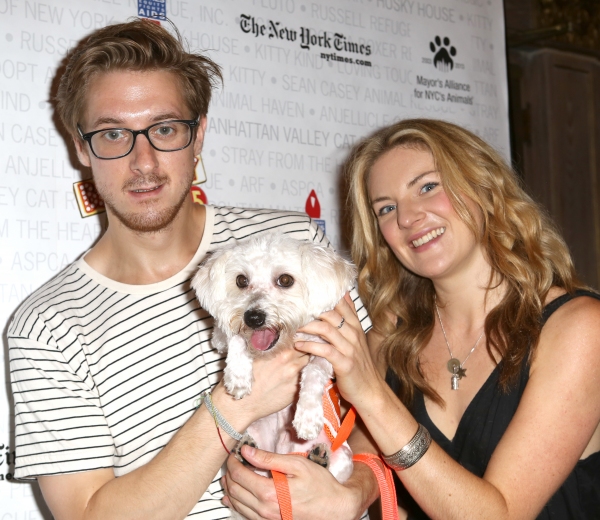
<box><xmin>236</xmin><ymin>275</ymin><xmax>249</xmax><ymax>288</ymax></box>
<box><xmin>276</xmin><ymin>274</ymin><xmax>294</xmax><ymax>288</ymax></box>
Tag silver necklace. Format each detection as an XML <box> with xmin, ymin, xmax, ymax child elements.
<box><xmin>434</xmin><ymin>300</ymin><xmax>484</xmax><ymax>390</ymax></box>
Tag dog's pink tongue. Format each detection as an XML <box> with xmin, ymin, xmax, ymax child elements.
<box><xmin>251</xmin><ymin>329</ymin><xmax>277</xmax><ymax>351</ymax></box>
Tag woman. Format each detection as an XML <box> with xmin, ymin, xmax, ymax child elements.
<box><xmin>297</xmin><ymin>119</ymin><xmax>600</xmax><ymax>519</ymax></box>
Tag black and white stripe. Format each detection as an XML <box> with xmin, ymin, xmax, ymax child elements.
<box><xmin>8</xmin><ymin>205</ymin><xmax>371</xmax><ymax>518</ymax></box>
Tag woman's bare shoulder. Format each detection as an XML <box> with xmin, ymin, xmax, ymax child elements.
<box><xmin>542</xmin><ymin>288</ymin><xmax>600</xmax><ymax>330</ymax></box>
<box><xmin>535</xmin><ymin>288</ymin><xmax>600</xmax><ymax>370</ymax></box>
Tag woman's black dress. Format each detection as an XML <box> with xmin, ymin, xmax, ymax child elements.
<box><xmin>385</xmin><ymin>290</ymin><xmax>600</xmax><ymax>519</ymax></box>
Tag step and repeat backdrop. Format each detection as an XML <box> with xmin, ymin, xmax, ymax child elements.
<box><xmin>0</xmin><ymin>0</ymin><xmax>509</xmax><ymax>516</ymax></box>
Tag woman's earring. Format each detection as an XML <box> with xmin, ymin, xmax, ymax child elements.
<box><xmin>193</xmin><ymin>154</ymin><xmax>207</xmax><ymax>185</ymax></box>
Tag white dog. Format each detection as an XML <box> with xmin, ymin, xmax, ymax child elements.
<box><xmin>192</xmin><ymin>232</ymin><xmax>356</xmax><ymax>486</ymax></box>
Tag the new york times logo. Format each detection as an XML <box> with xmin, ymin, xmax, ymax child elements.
<box><xmin>0</xmin><ymin>443</ymin><xmax>15</xmax><ymax>481</ymax></box>
<box><xmin>240</xmin><ymin>14</ymin><xmax>372</xmax><ymax>57</ymax></box>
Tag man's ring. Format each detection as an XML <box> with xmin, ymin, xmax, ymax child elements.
<box><xmin>337</xmin><ymin>317</ymin><xmax>345</xmax><ymax>329</ymax></box>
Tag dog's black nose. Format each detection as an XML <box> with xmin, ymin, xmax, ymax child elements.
<box><xmin>244</xmin><ymin>309</ymin><xmax>266</xmax><ymax>329</ymax></box>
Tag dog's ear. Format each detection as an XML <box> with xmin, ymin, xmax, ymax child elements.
<box><xmin>191</xmin><ymin>248</ymin><xmax>233</xmax><ymax>314</ymax></box>
<box><xmin>299</xmin><ymin>242</ymin><xmax>358</xmax><ymax>316</ymax></box>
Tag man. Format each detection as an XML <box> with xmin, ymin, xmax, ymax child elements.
<box><xmin>8</xmin><ymin>19</ymin><xmax>377</xmax><ymax>519</ymax></box>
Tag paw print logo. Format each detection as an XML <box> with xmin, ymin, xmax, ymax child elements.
<box><xmin>430</xmin><ymin>36</ymin><xmax>457</xmax><ymax>72</ymax></box>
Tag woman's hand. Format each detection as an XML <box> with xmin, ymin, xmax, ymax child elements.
<box><xmin>294</xmin><ymin>293</ymin><xmax>385</xmax><ymax>410</ymax></box>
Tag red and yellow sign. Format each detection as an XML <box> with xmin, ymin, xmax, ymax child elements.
<box><xmin>305</xmin><ymin>189</ymin><xmax>320</xmax><ymax>219</ymax></box>
<box><xmin>191</xmin><ymin>185</ymin><xmax>207</xmax><ymax>205</ymax></box>
<box><xmin>73</xmin><ymin>180</ymin><xmax>106</xmax><ymax>218</ymax></box>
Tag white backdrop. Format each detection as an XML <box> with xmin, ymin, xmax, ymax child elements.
<box><xmin>0</xmin><ymin>0</ymin><xmax>509</xmax><ymax>516</ymax></box>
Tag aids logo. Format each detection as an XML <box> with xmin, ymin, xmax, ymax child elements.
<box><xmin>430</xmin><ymin>36</ymin><xmax>456</xmax><ymax>72</ymax></box>
<box><xmin>138</xmin><ymin>0</ymin><xmax>166</xmax><ymax>21</ymax></box>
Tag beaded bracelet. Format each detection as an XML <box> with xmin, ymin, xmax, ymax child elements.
<box><xmin>382</xmin><ymin>423</ymin><xmax>432</xmax><ymax>471</ymax></box>
<box><xmin>197</xmin><ymin>389</ymin><xmax>245</xmax><ymax>442</ymax></box>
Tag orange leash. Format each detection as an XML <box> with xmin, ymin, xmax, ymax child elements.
<box><xmin>353</xmin><ymin>453</ymin><xmax>399</xmax><ymax>520</ymax></box>
<box><xmin>273</xmin><ymin>451</ymin><xmax>399</xmax><ymax>520</ymax></box>
<box><xmin>270</xmin><ymin>384</ymin><xmax>379</xmax><ymax>520</ymax></box>
<box><xmin>331</xmin><ymin>406</ymin><xmax>355</xmax><ymax>452</ymax></box>
<box><xmin>272</xmin><ymin>469</ymin><xmax>294</xmax><ymax>520</ymax></box>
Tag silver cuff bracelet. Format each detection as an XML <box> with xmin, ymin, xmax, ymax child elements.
<box><xmin>382</xmin><ymin>423</ymin><xmax>432</xmax><ymax>471</ymax></box>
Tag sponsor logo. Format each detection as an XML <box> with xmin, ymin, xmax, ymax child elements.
<box><xmin>414</xmin><ymin>37</ymin><xmax>473</xmax><ymax>106</ymax></box>
<box><xmin>0</xmin><ymin>443</ymin><xmax>15</xmax><ymax>481</ymax></box>
<box><xmin>305</xmin><ymin>189</ymin><xmax>325</xmax><ymax>233</ymax></box>
<box><xmin>73</xmin><ymin>180</ymin><xmax>105</xmax><ymax>218</ymax></box>
<box><xmin>138</xmin><ymin>0</ymin><xmax>166</xmax><ymax>21</ymax></box>
<box><xmin>239</xmin><ymin>14</ymin><xmax>372</xmax><ymax>69</ymax></box>
<box><xmin>422</xmin><ymin>35</ymin><xmax>464</xmax><ymax>71</ymax></box>
<box><xmin>430</xmin><ymin>36</ymin><xmax>456</xmax><ymax>72</ymax></box>
<box><xmin>191</xmin><ymin>185</ymin><xmax>208</xmax><ymax>205</ymax></box>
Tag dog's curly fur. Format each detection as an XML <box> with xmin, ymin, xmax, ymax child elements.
<box><xmin>192</xmin><ymin>233</ymin><xmax>356</xmax><ymax>501</ymax></box>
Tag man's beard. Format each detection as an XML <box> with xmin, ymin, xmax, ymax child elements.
<box><xmin>97</xmin><ymin>171</ymin><xmax>193</xmax><ymax>234</ymax></box>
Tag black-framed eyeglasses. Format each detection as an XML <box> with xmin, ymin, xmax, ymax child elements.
<box><xmin>77</xmin><ymin>118</ymin><xmax>200</xmax><ymax>160</ymax></box>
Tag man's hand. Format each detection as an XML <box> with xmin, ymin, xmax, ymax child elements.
<box><xmin>222</xmin><ymin>445</ymin><xmax>367</xmax><ymax>520</ymax></box>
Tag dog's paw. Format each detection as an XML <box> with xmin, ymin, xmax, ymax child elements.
<box><xmin>307</xmin><ymin>443</ymin><xmax>330</xmax><ymax>469</ymax></box>
<box><xmin>233</xmin><ymin>433</ymin><xmax>259</xmax><ymax>466</ymax></box>
<box><xmin>223</xmin><ymin>371</ymin><xmax>252</xmax><ymax>399</ymax></box>
<box><xmin>225</xmin><ymin>382</ymin><xmax>251</xmax><ymax>400</ymax></box>
<box><xmin>292</xmin><ymin>405</ymin><xmax>324</xmax><ymax>440</ymax></box>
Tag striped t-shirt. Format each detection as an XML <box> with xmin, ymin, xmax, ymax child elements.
<box><xmin>8</xmin><ymin>205</ymin><xmax>371</xmax><ymax>518</ymax></box>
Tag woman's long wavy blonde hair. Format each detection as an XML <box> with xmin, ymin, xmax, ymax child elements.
<box><xmin>346</xmin><ymin>119</ymin><xmax>581</xmax><ymax>406</ymax></box>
